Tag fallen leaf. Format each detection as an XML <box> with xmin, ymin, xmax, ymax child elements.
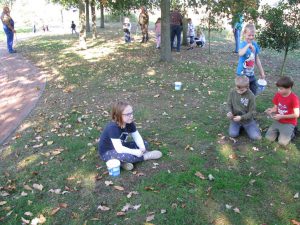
<box><xmin>51</xmin><ymin>148</ymin><xmax>63</xmax><ymax>156</ymax></box>
<box><xmin>113</xmin><ymin>186</ymin><xmax>124</xmax><ymax>191</ymax></box>
<box><xmin>144</xmin><ymin>186</ymin><xmax>154</xmax><ymax>191</ymax></box>
<box><xmin>50</xmin><ymin>207</ymin><xmax>60</xmax><ymax>216</ymax></box>
<box><xmin>294</xmin><ymin>192</ymin><xmax>299</xmax><ymax>199</ymax></box>
<box><xmin>48</xmin><ymin>189</ymin><xmax>61</xmax><ymax>194</ymax></box>
<box><xmin>59</xmin><ymin>203</ymin><xmax>68</xmax><ymax>208</ymax></box>
<box><xmin>127</xmin><ymin>191</ymin><xmax>139</xmax><ymax>198</ymax></box>
<box><xmin>291</xmin><ymin>219</ymin><xmax>300</xmax><ymax>225</ymax></box>
<box><xmin>32</xmin><ymin>183</ymin><xmax>43</xmax><ymax>191</ymax></box>
<box><xmin>23</xmin><ymin>184</ymin><xmax>32</xmax><ymax>191</ymax></box>
<box><xmin>133</xmin><ymin>204</ymin><xmax>141</xmax><ymax>210</ymax></box>
<box><xmin>153</xmin><ymin>94</ymin><xmax>160</xmax><ymax>98</ymax></box>
<box><xmin>161</xmin><ymin>209</ymin><xmax>167</xmax><ymax>214</ymax></box>
<box><xmin>0</xmin><ymin>201</ymin><xmax>7</xmax><ymax>206</ymax></box>
<box><xmin>24</xmin><ymin>212</ymin><xmax>33</xmax><ymax>216</ymax></box>
<box><xmin>105</xmin><ymin>181</ymin><xmax>113</xmax><ymax>186</ymax></box>
<box><xmin>31</xmin><ymin>214</ymin><xmax>46</xmax><ymax>225</ymax></box>
<box><xmin>146</xmin><ymin>214</ymin><xmax>155</xmax><ymax>222</ymax></box>
<box><xmin>116</xmin><ymin>211</ymin><xmax>126</xmax><ymax>216</ymax></box>
<box><xmin>47</xmin><ymin>141</ymin><xmax>54</xmax><ymax>146</ymax></box>
<box><xmin>208</xmin><ymin>174</ymin><xmax>215</xmax><ymax>181</ymax></box>
<box><xmin>233</xmin><ymin>207</ymin><xmax>240</xmax><ymax>213</ymax></box>
<box><xmin>195</xmin><ymin>171</ymin><xmax>206</xmax><ymax>180</ymax></box>
<box><xmin>121</xmin><ymin>203</ymin><xmax>132</xmax><ymax>212</ymax></box>
<box><xmin>252</xmin><ymin>147</ymin><xmax>259</xmax><ymax>151</ymax></box>
<box><xmin>225</xmin><ymin>204</ymin><xmax>232</xmax><ymax>209</ymax></box>
<box><xmin>0</xmin><ymin>191</ymin><xmax>9</xmax><ymax>197</ymax></box>
<box><xmin>97</xmin><ymin>205</ymin><xmax>110</xmax><ymax>211</ymax></box>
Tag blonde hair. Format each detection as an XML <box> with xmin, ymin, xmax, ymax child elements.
<box><xmin>243</xmin><ymin>23</ymin><xmax>256</xmax><ymax>34</ymax></box>
<box><xmin>111</xmin><ymin>101</ymin><xmax>130</xmax><ymax>127</ymax></box>
<box><xmin>235</xmin><ymin>76</ymin><xmax>249</xmax><ymax>87</ymax></box>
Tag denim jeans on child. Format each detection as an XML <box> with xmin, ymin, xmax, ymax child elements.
<box><xmin>229</xmin><ymin>119</ymin><xmax>261</xmax><ymax>140</ymax></box>
<box><xmin>265</xmin><ymin>121</ymin><xmax>295</xmax><ymax>146</ymax></box>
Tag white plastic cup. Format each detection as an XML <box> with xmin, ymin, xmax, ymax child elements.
<box><xmin>257</xmin><ymin>79</ymin><xmax>267</xmax><ymax>94</ymax></box>
<box><xmin>175</xmin><ymin>82</ymin><xmax>182</xmax><ymax>90</ymax></box>
<box><xmin>106</xmin><ymin>159</ymin><xmax>121</xmax><ymax>176</ymax></box>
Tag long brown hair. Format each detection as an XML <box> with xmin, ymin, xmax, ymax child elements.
<box><xmin>111</xmin><ymin>101</ymin><xmax>130</xmax><ymax>127</ymax></box>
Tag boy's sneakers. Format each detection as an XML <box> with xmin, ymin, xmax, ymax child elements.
<box><xmin>143</xmin><ymin>150</ymin><xmax>162</xmax><ymax>161</ymax></box>
<box><xmin>121</xmin><ymin>162</ymin><xmax>134</xmax><ymax>171</ymax></box>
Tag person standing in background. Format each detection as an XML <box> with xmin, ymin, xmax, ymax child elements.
<box><xmin>232</xmin><ymin>13</ymin><xmax>244</xmax><ymax>54</ymax></box>
<box><xmin>138</xmin><ymin>6</ymin><xmax>149</xmax><ymax>43</ymax></box>
<box><xmin>1</xmin><ymin>6</ymin><xmax>16</xmax><ymax>53</ymax></box>
<box><xmin>170</xmin><ymin>6</ymin><xmax>183</xmax><ymax>52</ymax></box>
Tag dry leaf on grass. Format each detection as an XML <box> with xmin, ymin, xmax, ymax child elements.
<box><xmin>233</xmin><ymin>207</ymin><xmax>240</xmax><ymax>213</ymax></box>
<box><xmin>48</xmin><ymin>189</ymin><xmax>61</xmax><ymax>194</ymax></box>
<box><xmin>113</xmin><ymin>186</ymin><xmax>124</xmax><ymax>191</ymax></box>
<box><xmin>50</xmin><ymin>207</ymin><xmax>60</xmax><ymax>216</ymax></box>
<box><xmin>31</xmin><ymin>214</ymin><xmax>46</xmax><ymax>225</ymax></box>
<box><xmin>0</xmin><ymin>201</ymin><xmax>7</xmax><ymax>206</ymax></box>
<box><xmin>59</xmin><ymin>203</ymin><xmax>68</xmax><ymax>208</ymax></box>
<box><xmin>225</xmin><ymin>204</ymin><xmax>232</xmax><ymax>209</ymax></box>
<box><xmin>161</xmin><ymin>209</ymin><xmax>167</xmax><ymax>214</ymax></box>
<box><xmin>153</xmin><ymin>94</ymin><xmax>160</xmax><ymax>98</ymax></box>
<box><xmin>121</xmin><ymin>203</ymin><xmax>132</xmax><ymax>212</ymax></box>
<box><xmin>146</xmin><ymin>213</ymin><xmax>155</xmax><ymax>222</ymax></box>
<box><xmin>0</xmin><ymin>191</ymin><xmax>9</xmax><ymax>197</ymax></box>
<box><xmin>195</xmin><ymin>171</ymin><xmax>205</xmax><ymax>180</ymax></box>
<box><xmin>208</xmin><ymin>174</ymin><xmax>215</xmax><ymax>181</ymax></box>
<box><xmin>23</xmin><ymin>184</ymin><xmax>32</xmax><ymax>191</ymax></box>
<box><xmin>21</xmin><ymin>217</ymin><xmax>30</xmax><ymax>224</ymax></box>
<box><xmin>133</xmin><ymin>204</ymin><xmax>141</xmax><ymax>210</ymax></box>
<box><xmin>291</xmin><ymin>219</ymin><xmax>300</xmax><ymax>225</ymax></box>
<box><xmin>32</xmin><ymin>184</ymin><xmax>43</xmax><ymax>191</ymax></box>
<box><xmin>116</xmin><ymin>211</ymin><xmax>126</xmax><ymax>216</ymax></box>
<box><xmin>127</xmin><ymin>191</ymin><xmax>139</xmax><ymax>198</ymax></box>
<box><xmin>104</xmin><ymin>181</ymin><xmax>113</xmax><ymax>186</ymax></box>
<box><xmin>97</xmin><ymin>205</ymin><xmax>110</xmax><ymax>211</ymax></box>
<box><xmin>24</xmin><ymin>212</ymin><xmax>33</xmax><ymax>216</ymax></box>
<box><xmin>294</xmin><ymin>192</ymin><xmax>299</xmax><ymax>199</ymax></box>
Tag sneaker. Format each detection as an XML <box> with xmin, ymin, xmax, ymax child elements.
<box><xmin>121</xmin><ymin>162</ymin><xmax>134</xmax><ymax>171</ymax></box>
<box><xmin>143</xmin><ymin>150</ymin><xmax>162</xmax><ymax>160</ymax></box>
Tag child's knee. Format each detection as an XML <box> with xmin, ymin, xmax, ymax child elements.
<box><xmin>278</xmin><ymin>137</ymin><xmax>291</xmax><ymax>146</ymax></box>
<box><xmin>249</xmin><ymin>133</ymin><xmax>262</xmax><ymax>140</ymax></box>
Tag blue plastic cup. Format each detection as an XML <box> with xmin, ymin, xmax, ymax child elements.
<box><xmin>106</xmin><ymin>159</ymin><xmax>121</xmax><ymax>176</ymax></box>
<box><xmin>257</xmin><ymin>79</ymin><xmax>267</xmax><ymax>94</ymax></box>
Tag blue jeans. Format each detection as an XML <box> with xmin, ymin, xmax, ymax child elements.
<box><xmin>3</xmin><ymin>27</ymin><xmax>14</xmax><ymax>53</ymax></box>
<box><xmin>248</xmin><ymin>76</ymin><xmax>257</xmax><ymax>95</ymax></box>
<box><xmin>229</xmin><ymin>119</ymin><xmax>261</xmax><ymax>140</ymax></box>
<box><xmin>234</xmin><ymin>29</ymin><xmax>240</xmax><ymax>53</ymax></box>
<box><xmin>100</xmin><ymin>141</ymin><xmax>149</xmax><ymax>163</ymax></box>
<box><xmin>170</xmin><ymin>25</ymin><xmax>182</xmax><ymax>52</ymax></box>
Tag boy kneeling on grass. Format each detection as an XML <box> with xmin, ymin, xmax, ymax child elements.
<box><xmin>227</xmin><ymin>75</ymin><xmax>262</xmax><ymax>140</ymax></box>
<box><xmin>265</xmin><ymin>76</ymin><xmax>299</xmax><ymax>146</ymax></box>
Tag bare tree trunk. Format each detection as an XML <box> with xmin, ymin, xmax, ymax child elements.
<box><xmin>91</xmin><ymin>0</ymin><xmax>97</xmax><ymax>39</ymax></box>
<box><xmin>280</xmin><ymin>47</ymin><xmax>289</xmax><ymax>76</ymax></box>
<box><xmin>182</xmin><ymin>17</ymin><xmax>188</xmax><ymax>46</ymax></box>
<box><xmin>208</xmin><ymin>12</ymin><xmax>211</xmax><ymax>55</ymax></box>
<box><xmin>79</xmin><ymin>0</ymin><xmax>87</xmax><ymax>49</ymax></box>
<box><xmin>160</xmin><ymin>0</ymin><xmax>172</xmax><ymax>62</ymax></box>
<box><xmin>85</xmin><ymin>0</ymin><xmax>90</xmax><ymax>32</ymax></box>
<box><xmin>100</xmin><ymin>3</ymin><xmax>105</xmax><ymax>28</ymax></box>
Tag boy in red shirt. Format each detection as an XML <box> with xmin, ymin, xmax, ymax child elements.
<box><xmin>265</xmin><ymin>76</ymin><xmax>299</xmax><ymax>146</ymax></box>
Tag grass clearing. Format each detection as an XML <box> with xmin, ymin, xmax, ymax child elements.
<box><xmin>1</xmin><ymin>28</ymin><xmax>300</xmax><ymax>224</ymax></box>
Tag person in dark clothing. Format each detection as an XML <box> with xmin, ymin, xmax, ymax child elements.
<box><xmin>170</xmin><ymin>7</ymin><xmax>183</xmax><ymax>52</ymax></box>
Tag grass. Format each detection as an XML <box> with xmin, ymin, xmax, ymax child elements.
<box><xmin>0</xmin><ymin>28</ymin><xmax>300</xmax><ymax>225</ymax></box>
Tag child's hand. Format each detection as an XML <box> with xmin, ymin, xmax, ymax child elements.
<box><xmin>272</xmin><ymin>114</ymin><xmax>282</xmax><ymax>120</ymax></box>
<box><xmin>227</xmin><ymin>112</ymin><xmax>233</xmax><ymax>119</ymax></box>
<box><xmin>233</xmin><ymin>116</ymin><xmax>242</xmax><ymax>122</ymax></box>
<box><xmin>140</xmin><ymin>148</ymin><xmax>146</xmax><ymax>154</ymax></box>
<box><xmin>249</xmin><ymin>43</ymin><xmax>254</xmax><ymax>52</ymax></box>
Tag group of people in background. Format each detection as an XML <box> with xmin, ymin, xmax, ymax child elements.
<box><xmin>228</xmin><ymin>22</ymin><xmax>299</xmax><ymax>146</ymax></box>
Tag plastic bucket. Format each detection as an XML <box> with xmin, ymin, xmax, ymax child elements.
<box><xmin>175</xmin><ymin>82</ymin><xmax>182</xmax><ymax>90</ymax></box>
<box><xmin>106</xmin><ymin>159</ymin><xmax>121</xmax><ymax>177</ymax></box>
<box><xmin>257</xmin><ymin>79</ymin><xmax>267</xmax><ymax>94</ymax></box>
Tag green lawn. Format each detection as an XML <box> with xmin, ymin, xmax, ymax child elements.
<box><xmin>0</xmin><ymin>28</ymin><xmax>300</xmax><ymax>225</ymax></box>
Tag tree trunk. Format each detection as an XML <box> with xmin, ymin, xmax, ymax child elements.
<box><xmin>280</xmin><ymin>46</ymin><xmax>289</xmax><ymax>76</ymax></box>
<box><xmin>85</xmin><ymin>0</ymin><xmax>90</xmax><ymax>32</ymax></box>
<box><xmin>100</xmin><ymin>3</ymin><xmax>105</xmax><ymax>28</ymax></box>
<box><xmin>79</xmin><ymin>0</ymin><xmax>87</xmax><ymax>49</ymax></box>
<box><xmin>91</xmin><ymin>0</ymin><xmax>97</xmax><ymax>39</ymax></box>
<box><xmin>208</xmin><ymin>12</ymin><xmax>211</xmax><ymax>55</ymax></box>
<box><xmin>160</xmin><ymin>0</ymin><xmax>172</xmax><ymax>62</ymax></box>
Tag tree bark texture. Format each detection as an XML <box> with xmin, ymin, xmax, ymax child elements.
<box><xmin>91</xmin><ymin>0</ymin><xmax>97</xmax><ymax>39</ymax></box>
<box><xmin>160</xmin><ymin>0</ymin><xmax>172</xmax><ymax>62</ymax></box>
<box><xmin>79</xmin><ymin>0</ymin><xmax>87</xmax><ymax>49</ymax></box>
<box><xmin>85</xmin><ymin>0</ymin><xmax>90</xmax><ymax>32</ymax></box>
<box><xmin>100</xmin><ymin>3</ymin><xmax>105</xmax><ymax>28</ymax></box>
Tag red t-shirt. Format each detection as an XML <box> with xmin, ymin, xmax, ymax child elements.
<box><xmin>273</xmin><ymin>92</ymin><xmax>299</xmax><ymax>126</ymax></box>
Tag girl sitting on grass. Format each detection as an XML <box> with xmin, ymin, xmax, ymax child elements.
<box><xmin>98</xmin><ymin>101</ymin><xmax>162</xmax><ymax>171</ymax></box>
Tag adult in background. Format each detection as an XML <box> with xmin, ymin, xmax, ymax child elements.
<box><xmin>232</xmin><ymin>13</ymin><xmax>244</xmax><ymax>53</ymax></box>
<box><xmin>1</xmin><ymin>6</ymin><xmax>16</xmax><ymax>53</ymax></box>
<box><xmin>170</xmin><ymin>7</ymin><xmax>183</xmax><ymax>52</ymax></box>
<box><xmin>138</xmin><ymin>6</ymin><xmax>149</xmax><ymax>43</ymax></box>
